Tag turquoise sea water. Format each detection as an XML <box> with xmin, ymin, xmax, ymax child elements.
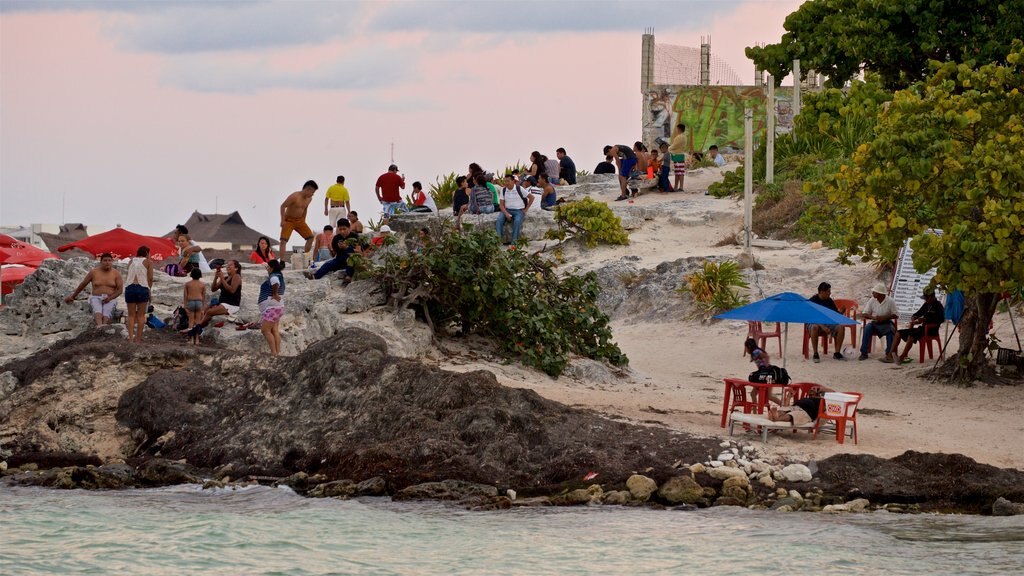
<box><xmin>2</xmin><ymin>485</ymin><xmax>1023</xmax><ymax>575</ymax></box>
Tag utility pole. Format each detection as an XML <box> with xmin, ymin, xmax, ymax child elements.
<box><xmin>744</xmin><ymin>108</ymin><xmax>753</xmax><ymax>254</ymax></box>
<box><xmin>766</xmin><ymin>73</ymin><xmax>775</xmax><ymax>184</ymax></box>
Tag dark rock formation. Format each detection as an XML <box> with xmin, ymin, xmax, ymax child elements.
<box><xmin>808</xmin><ymin>451</ymin><xmax>1024</xmax><ymax>514</ymax></box>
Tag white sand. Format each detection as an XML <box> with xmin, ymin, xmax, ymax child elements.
<box><xmin>436</xmin><ymin>164</ymin><xmax>1024</xmax><ymax>470</ymax></box>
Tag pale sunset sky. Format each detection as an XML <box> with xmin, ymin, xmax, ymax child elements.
<box><xmin>0</xmin><ymin>0</ymin><xmax>802</xmax><ymax>241</ymax></box>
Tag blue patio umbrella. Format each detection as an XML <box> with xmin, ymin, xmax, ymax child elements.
<box><xmin>714</xmin><ymin>292</ymin><xmax>857</xmax><ymax>367</ymax></box>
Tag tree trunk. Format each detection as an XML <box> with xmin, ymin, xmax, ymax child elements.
<box><xmin>946</xmin><ymin>292</ymin><xmax>999</xmax><ymax>383</ymax></box>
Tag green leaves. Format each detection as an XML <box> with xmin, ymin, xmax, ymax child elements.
<box><xmin>550</xmin><ymin>198</ymin><xmax>629</xmax><ymax>248</ymax></box>
<box><xmin>679</xmin><ymin>260</ymin><xmax>750</xmax><ymax>316</ymax></box>
<box><xmin>370</xmin><ymin>224</ymin><xmax>627</xmax><ymax>377</ymax></box>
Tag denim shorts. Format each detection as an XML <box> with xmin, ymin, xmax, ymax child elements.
<box><xmin>124</xmin><ymin>283</ymin><xmax>150</xmax><ymax>304</ymax></box>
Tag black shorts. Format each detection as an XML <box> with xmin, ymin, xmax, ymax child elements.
<box><xmin>124</xmin><ymin>283</ymin><xmax>150</xmax><ymax>304</ymax></box>
<box><xmin>898</xmin><ymin>326</ymin><xmax>927</xmax><ymax>341</ymax></box>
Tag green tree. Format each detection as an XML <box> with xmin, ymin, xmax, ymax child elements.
<box><xmin>746</xmin><ymin>0</ymin><xmax>1024</xmax><ymax>89</ymax></box>
<box><xmin>825</xmin><ymin>42</ymin><xmax>1024</xmax><ymax>382</ymax></box>
<box><xmin>370</xmin><ymin>225</ymin><xmax>627</xmax><ymax>377</ymax></box>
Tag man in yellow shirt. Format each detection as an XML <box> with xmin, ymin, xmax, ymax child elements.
<box><xmin>324</xmin><ymin>175</ymin><xmax>350</xmax><ymax>228</ymax></box>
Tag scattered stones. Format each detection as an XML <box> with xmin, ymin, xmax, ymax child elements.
<box><xmin>626</xmin><ymin>474</ymin><xmax>658</xmax><ymax>502</ymax></box>
<box><xmin>689</xmin><ymin>463</ymin><xmax>706</xmax><ymax>475</ymax></box>
<box><xmin>658</xmin><ymin>475</ymin><xmax>705</xmax><ymax>505</ymax></box>
<box><xmin>757</xmin><ymin>475</ymin><xmax>776</xmax><ymax>489</ymax></box>
<box><xmin>506</xmin><ymin>489</ymin><xmax>517</xmax><ymax>501</ymax></box>
<box><xmin>771</xmin><ymin>497</ymin><xmax>803</xmax><ymax>511</ymax></box>
<box><xmin>461</xmin><ymin>495</ymin><xmax>512</xmax><ymax>511</ymax></box>
<box><xmin>781</xmin><ymin>464</ymin><xmax>812</xmax><ymax>482</ymax></box>
<box><xmin>708</xmin><ymin>461</ymin><xmax>724</xmax><ymax>468</ymax></box>
<box><xmin>717</xmin><ymin>453</ymin><xmax>734</xmax><ymax>461</ymax></box>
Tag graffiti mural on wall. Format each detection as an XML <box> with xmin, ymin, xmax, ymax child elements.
<box><xmin>643</xmin><ymin>86</ymin><xmax>794</xmax><ymax>152</ymax></box>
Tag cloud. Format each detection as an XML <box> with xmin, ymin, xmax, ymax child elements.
<box><xmin>106</xmin><ymin>2</ymin><xmax>363</xmax><ymax>53</ymax></box>
<box><xmin>349</xmin><ymin>93</ymin><xmax>442</xmax><ymax>113</ymax></box>
<box><xmin>161</xmin><ymin>45</ymin><xmax>417</xmax><ymax>93</ymax></box>
<box><xmin>368</xmin><ymin>0</ymin><xmax>724</xmax><ymax>33</ymax></box>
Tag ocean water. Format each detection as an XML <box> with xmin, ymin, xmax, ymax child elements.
<box><xmin>1</xmin><ymin>485</ymin><xmax>1023</xmax><ymax>575</ymax></box>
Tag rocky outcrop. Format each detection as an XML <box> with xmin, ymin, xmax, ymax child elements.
<box><xmin>594</xmin><ymin>256</ymin><xmax>731</xmax><ymax>323</ymax></box>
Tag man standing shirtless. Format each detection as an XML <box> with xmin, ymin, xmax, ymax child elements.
<box><xmin>280</xmin><ymin>180</ymin><xmax>318</xmax><ymax>254</ymax></box>
<box><xmin>65</xmin><ymin>252</ymin><xmax>124</xmax><ymax>326</ymax></box>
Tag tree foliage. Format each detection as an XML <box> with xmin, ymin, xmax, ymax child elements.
<box><xmin>546</xmin><ymin>197</ymin><xmax>630</xmax><ymax>248</ymax></box>
<box><xmin>371</xmin><ymin>226</ymin><xmax>628</xmax><ymax>377</ymax></box>
<box><xmin>825</xmin><ymin>42</ymin><xmax>1024</xmax><ymax>380</ymax></box>
<box><xmin>746</xmin><ymin>0</ymin><xmax>1024</xmax><ymax>89</ymax></box>
<box><xmin>679</xmin><ymin>260</ymin><xmax>750</xmax><ymax>317</ymax></box>
<box><xmin>428</xmin><ymin>172</ymin><xmax>458</xmax><ymax>210</ymax></box>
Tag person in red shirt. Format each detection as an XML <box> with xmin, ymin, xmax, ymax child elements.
<box><xmin>375</xmin><ymin>164</ymin><xmax>407</xmax><ymax>216</ymax></box>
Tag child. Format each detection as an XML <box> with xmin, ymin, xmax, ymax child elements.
<box><xmin>314</xmin><ymin>225</ymin><xmax>333</xmax><ymax>262</ymax></box>
<box><xmin>658</xmin><ymin>142</ymin><xmax>674</xmax><ymax>192</ymax></box>
<box><xmin>183</xmin><ymin>268</ymin><xmax>206</xmax><ymax>343</ymax></box>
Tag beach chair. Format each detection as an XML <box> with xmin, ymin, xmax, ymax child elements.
<box><xmin>728</xmin><ymin>410</ymin><xmax>817</xmax><ymax>443</ymax></box>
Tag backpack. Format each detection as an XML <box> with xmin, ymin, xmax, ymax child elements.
<box><xmin>748</xmin><ymin>366</ymin><xmax>791</xmax><ymax>385</ymax></box>
<box><xmin>502</xmin><ymin>184</ymin><xmax>528</xmax><ymax>206</ymax></box>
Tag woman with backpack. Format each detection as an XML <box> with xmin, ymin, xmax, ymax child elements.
<box><xmin>258</xmin><ymin>259</ymin><xmax>286</xmax><ymax>356</ymax></box>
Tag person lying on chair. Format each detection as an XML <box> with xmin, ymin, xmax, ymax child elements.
<box><xmin>766</xmin><ymin>385</ymin><xmax>834</xmax><ymax>426</ymax></box>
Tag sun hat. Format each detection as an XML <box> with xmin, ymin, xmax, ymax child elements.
<box><xmin>379</xmin><ymin>225</ymin><xmax>393</xmax><ymax>233</ymax></box>
<box><xmin>871</xmin><ymin>282</ymin><xmax>889</xmax><ymax>295</ymax></box>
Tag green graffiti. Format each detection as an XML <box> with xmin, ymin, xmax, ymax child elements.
<box><xmin>672</xmin><ymin>87</ymin><xmax>768</xmax><ymax>151</ymax></box>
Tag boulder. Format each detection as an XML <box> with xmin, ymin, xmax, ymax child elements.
<box><xmin>355</xmin><ymin>476</ymin><xmax>388</xmax><ymax>497</ymax></box>
<box><xmin>626</xmin><ymin>474</ymin><xmax>658</xmax><ymax>502</ymax></box>
<box><xmin>657</xmin><ymin>475</ymin><xmax>704</xmax><ymax>505</ymax></box>
<box><xmin>992</xmin><ymin>497</ymin><xmax>1024</xmax><ymax>516</ymax></box>
<box><xmin>550</xmin><ymin>488</ymin><xmax>593</xmax><ymax>506</ymax></box>
<box><xmin>308</xmin><ymin>479</ymin><xmax>358</xmax><ymax>499</ymax></box>
<box><xmin>602</xmin><ymin>490</ymin><xmax>631</xmax><ymax>505</ymax></box>
<box><xmin>781</xmin><ymin>464</ymin><xmax>813</xmax><ymax>482</ymax></box>
<box><xmin>708</xmin><ymin>466</ymin><xmax>747</xmax><ymax>481</ymax></box>
<box><xmin>392</xmin><ymin>480</ymin><xmax>498</xmax><ymax>502</ymax></box>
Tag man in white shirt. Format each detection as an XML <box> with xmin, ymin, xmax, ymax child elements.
<box><xmin>173</xmin><ymin>225</ymin><xmax>211</xmax><ymax>273</ymax></box>
<box><xmin>496</xmin><ymin>174</ymin><xmax>534</xmax><ymax>245</ymax></box>
<box><xmin>859</xmin><ymin>282</ymin><xmax>899</xmax><ymax>362</ymax></box>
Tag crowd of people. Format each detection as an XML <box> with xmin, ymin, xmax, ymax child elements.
<box><xmin>61</xmin><ymin>136</ymin><xmax>730</xmax><ymax>355</ymax></box>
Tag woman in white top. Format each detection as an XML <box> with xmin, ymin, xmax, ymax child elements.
<box><xmin>124</xmin><ymin>246</ymin><xmax>154</xmax><ymax>343</ymax></box>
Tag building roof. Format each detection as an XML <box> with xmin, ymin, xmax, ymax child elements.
<box><xmin>37</xmin><ymin>223</ymin><xmax>89</xmax><ymax>254</ymax></box>
<box><xmin>168</xmin><ymin>211</ymin><xmax>276</xmax><ymax>247</ymax></box>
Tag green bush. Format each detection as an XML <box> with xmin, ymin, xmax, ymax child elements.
<box><xmin>369</xmin><ymin>226</ymin><xmax>628</xmax><ymax>377</ymax></box>
<box><xmin>546</xmin><ymin>197</ymin><xmax>629</xmax><ymax>248</ymax></box>
<box><xmin>429</xmin><ymin>172</ymin><xmax>458</xmax><ymax>210</ymax></box>
<box><xmin>679</xmin><ymin>260</ymin><xmax>749</xmax><ymax>315</ymax></box>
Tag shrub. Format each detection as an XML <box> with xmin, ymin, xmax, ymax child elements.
<box><xmin>429</xmin><ymin>172</ymin><xmax>458</xmax><ymax>210</ymax></box>
<box><xmin>546</xmin><ymin>197</ymin><xmax>629</xmax><ymax>248</ymax></box>
<box><xmin>679</xmin><ymin>260</ymin><xmax>749</xmax><ymax>315</ymax></box>
<box><xmin>370</xmin><ymin>225</ymin><xmax>628</xmax><ymax>377</ymax></box>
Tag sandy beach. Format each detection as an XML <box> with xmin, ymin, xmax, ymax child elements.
<box><xmin>435</xmin><ymin>163</ymin><xmax>1024</xmax><ymax>470</ymax></box>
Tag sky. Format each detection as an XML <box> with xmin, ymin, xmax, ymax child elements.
<box><xmin>0</xmin><ymin>0</ymin><xmax>801</xmax><ymax>245</ymax></box>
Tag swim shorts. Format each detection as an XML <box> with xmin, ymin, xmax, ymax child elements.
<box><xmin>88</xmin><ymin>295</ymin><xmax>116</xmax><ymax>318</ymax></box>
<box><xmin>124</xmin><ymin>284</ymin><xmax>150</xmax><ymax>304</ymax></box>
<box><xmin>261</xmin><ymin>305</ymin><xmax>285</xmax><ymax>324</ymax></box>
<box><xmin>281</xmin><ymin>218</ymin><xmax>314</xmax><ymax>241</ymax></box>
<box><xmin>620</xmin><ymin>157</ymin><xmax>637</xmax><ymax>178</ymax></box>
<box><xmin>186</xmin><ymin>299</ymin><xmax>204</xmax><ymax>312</ymax></box>
<box><xmin>781</xmin><ymin>405</ymin><xmax>813</xmax><ymax>427</ymax></box>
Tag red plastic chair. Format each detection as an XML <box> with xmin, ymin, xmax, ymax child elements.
<box><xmin>730</xmin><ymin>380</ymin><xmax>757</xmax><ymax>415</ymax></box>
<box><xmin>746</xmin><ymin>321</ymin><xmax>782</xmax><ymax>356</ymax></box>
<box><xmin>802</xmin><ymin>325</ymin><xmax>831</xmax><ymax>358</ymax></box>
<box><xmin>834</xmin><ymin>298</ymin><xmax>859</xmax><ymax>345</ymax></box>
<box><xmin>917</xmin><ymin>323</ymin><xmax>943</xmax><ymax>363</ymax></box>
<box><xmin>813</xmin><ymin>391</ymin><xmax>862</xmax><ymax>445</ymax></box>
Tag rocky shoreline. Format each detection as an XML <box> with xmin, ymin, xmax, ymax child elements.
<box><xmin>2</xmin><ymin>329</ymin><xmax>1023</xmax><ymax>516</ymax></box>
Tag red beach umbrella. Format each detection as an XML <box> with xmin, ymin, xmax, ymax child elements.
<box><xmin>57</xmin><ymin>227</ymin><xmax>178</xmax><ymax>261</ymax></box>
<box><xmin>1</xmin><ymin>265</ymin><xmax>36</xmax><ymax>296</ymax></box>
<box><xmin>0</xmin><ymin>234</ymin><xmax>58</xmax><ymax>266</ymax></box>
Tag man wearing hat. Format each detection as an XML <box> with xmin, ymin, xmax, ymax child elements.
<box><xmin>891</xmin><ymin>287</ymin><xmax>945</xmax><ymax>364</ymax></box>
<box><xmin>375</xmin><ymin>164</ymin><xmax>406</xmax><ymax>216</ymax></box>
<box><xmin>859</xmin><ymin>282</ymin><xmax>900</xmax><ymax>362</ymax></box>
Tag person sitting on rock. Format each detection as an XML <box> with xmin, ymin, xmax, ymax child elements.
<box><xmin>306</xmin><ymin>218</ymin><xmax>363</xmax><ymax>283</ymax></box>
<box><xmin>370</xmin><ymin>225</ymin><xmax>394</xmax><ymax>247</ymax></box>
<box><xmin>198</xmin><ymin>259</ymin><xmax>242</xmax><ymax>328</ymax></box>
<box><xmin>766</xmin><ymin>385</ymin><xmax>834</xmax><ymax>426</ymax></box>
<box><xmin>64</xmin><ymin>252</ymin><xmax>123</xmax><ymax>326</ymax></box>
<box><xmin>314</xmin><ymin>225</ymin><xmax>334</xmax><ymax>262</ymax></box>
